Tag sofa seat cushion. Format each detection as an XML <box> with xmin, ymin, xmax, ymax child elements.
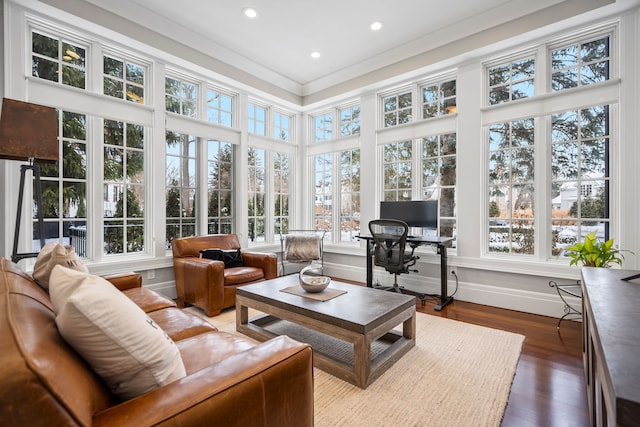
<box><xmin>148</xmin><ymin>307</ymin><xmax>217</xmax><ymax>341</ymax></box>
<box><xmin>176</xmin><ymin>331</ymin><xmax>257</xmax><ymax>375</ymax></box>
<box><xmin>122</xmin><ymin>287</ymin><xmax>177</xmax><ymax>313</ymax></box>
<box><xmin>223</xmin><ymin>267</ymin><xmax>264</xmax><ymax>285</ymax></box>
<box><xmin>49</xmin><ymin>266</ymin><xmax>187</xmax><ymax>400</ymax></box>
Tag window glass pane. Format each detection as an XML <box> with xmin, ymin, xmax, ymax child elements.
<box><xmin>35</xmin><ymin>110</ymin><xmax>88</xmax><ymax>254</ymax></box>
<box><xmin>165</xmin><ymin>132</ymin><xmax>196</xmax><ymax>247</ymax></box>
<box><xmin>552</xmin><ymin>105</ymin><xmax>610</xmax><ymax>257</ymax></box>
<box><xmin>248</xmin><ymin>147</ymin><xmax>266</xmax><ymax>242</ymax></box>
<box><xmin>340</xmin><ymin>149</ymin><xmax>360</xmax><ymax>242</ymax></box>
<box><xmin>422</xmin><ymin>134</ymin><xmax>457</xmax><ymax>241</ymax></box>
<box><xmin>273</xmin><ymin>152</ymin><xmax>290</xmax><ymax>235</ymax></box>
<box><xmin>314</xmin><ymin>154</ymin><xmax>333</xmax><ymax>239</ymax></box>
<box><xmin>206</xmin><ymin>140</ymin><xmax>233</xmax><ymax>234</ymax></box>
<box><xmin>103</xmin><ymin>120</ymin><xmax>145</xmax><ymax>255</ymax></box>
<box><xmin>383</xmin><ymin>141</ymin><xmax>412</xmax><ymax>200</ymax></box>
<box><xmin>488</xmin><ymin>119</ymin><xmax>535</xmax><ymax>254</ymax></box>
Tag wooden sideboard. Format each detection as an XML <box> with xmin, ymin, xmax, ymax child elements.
<box><xmin>581</xmin><ymin>267</ymin><xmax>640</xmax><ymax>426</ymax></box>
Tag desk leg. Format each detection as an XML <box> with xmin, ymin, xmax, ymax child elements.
<box><xmin>434</xmin><ymin>243</ymin><xmax>454</xmax><ymax>310</ymax></box>
<box><xmin>366</xmin><ymin>240</ymin><xmax>373</xmax><ymax>287</ymax></box>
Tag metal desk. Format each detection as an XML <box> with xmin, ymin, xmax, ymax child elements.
<box><xmin>357</xmin><ymin>234</ymin><xmax>454</xmax><ymax>310</ymax></box>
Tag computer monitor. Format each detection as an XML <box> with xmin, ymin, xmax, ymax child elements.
<box><xmin>379</xmin><ymin>200</ymin><xmax>438</xmax><ymax>229</ymax></box>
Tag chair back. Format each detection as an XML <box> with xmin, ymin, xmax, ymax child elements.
<box><xmin>368</xmin><ymin>219</ymin><xmax>409</xmax><ymax>274</ymax></box>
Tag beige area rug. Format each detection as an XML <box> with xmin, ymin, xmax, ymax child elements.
<box><xmin>185</xmin><ymin>307</ymin><xmax>525</xmax><ymax>427</ymax></box>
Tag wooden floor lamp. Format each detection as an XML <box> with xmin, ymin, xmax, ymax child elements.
<box><xmin>0</xmin><ymin>98</ymin><xmax>58</xmax><ymax>263</ymax></box>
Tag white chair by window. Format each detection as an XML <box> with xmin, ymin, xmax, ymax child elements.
<box><xmin>279</xmin><ymin>230</ymin><xmax>326</xmax><ymax>276</ymax></box>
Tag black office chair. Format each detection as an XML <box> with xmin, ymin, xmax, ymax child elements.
<box><xmin>368</xmin><ymin>219</ymin><xmax>419</xmax><ymax>293</ymax></box>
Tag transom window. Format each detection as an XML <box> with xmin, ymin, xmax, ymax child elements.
<box><xmin>103</xmin><ymin>55</ymin><xmax>145</xmax><ymax>104</ymax></box>
<box><xmin>32</xmin><ymin>31</ymin><xmax>86</xmax><ymax>89</ymax></box>
<box><xmin>488</xmin><ymin>56</ymin><xmax>535</xmax><ymax>105</ymax></box>
<box><xmin>313</xmin><ymin>113</ymin><xmax>333</xmax><ymax>142</ymax></box>
<box><xmin>382</xmin><ymin>91</ymin><xmax>412</xmax><ymax>128</ymax></box>
<box><xmin>206</xmin><ymin>89</ymin><xmax>233</xmax><ymax>127</ymax></box>
<box><xmin>273</xmin><ymin>111</ymin><xmax>291</xmax><ymax>141</ymax></box>
<box><xmin>422</xmin><ymin>79</ymin><xmax>457</xmax><ymax>118</ymax></box>
<box><xmin>165</xmin><ymin>76</ymin><xmax>197</xmax><ymax>117</ymax></box>
<box><xmin>551</xmin><ymin>35</ymin><xmax>610</xmax><ymax>91</ymax></box>
<box><xmin>248</xmin><ymin>103</ymin><xmax>267</xmax><ymax>136</ymax></box>
<box><xmin>339</xmin><ymin>105</ymin><xmax>361</xmax><ymax>136</ymax></box>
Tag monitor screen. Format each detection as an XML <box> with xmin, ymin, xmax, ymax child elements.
<box><xmin>379</xmin><ymin>200</ymin><xmax>438</xmax><ymax>229</ymax></box>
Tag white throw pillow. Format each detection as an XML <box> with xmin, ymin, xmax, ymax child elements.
<box><xmin>33</xmin><ymin>243</ymin><xmax>88</xmax><ymax>290</ymax></box>
<box><xmin>49</xmin><ymin>265</ymin><xmax>186</xmax><ymax>400</ymax></box>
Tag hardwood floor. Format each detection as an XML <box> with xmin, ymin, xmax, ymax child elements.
<box><xmin>415</xmin><ymin>296</ymin><xmax>589</xmax><ymax>427</ymax></box>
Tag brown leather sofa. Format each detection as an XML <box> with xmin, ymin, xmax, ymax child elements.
<box><xmin>172</xmin><ymin>234</ymin><xmax>277</xmax><ymax>316</ymax></box>
<box><xmin>0</xmin><ymin>258</ymin><xmax>313</xmax><ymax>426</ymax></box>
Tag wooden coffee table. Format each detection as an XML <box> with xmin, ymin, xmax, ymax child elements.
<box><xmin>235</xmin><ymin>274</ymin><xmax>416</xmax><ymax>389</ymax></box>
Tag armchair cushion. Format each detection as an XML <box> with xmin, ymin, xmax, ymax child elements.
<box><xmin>49</xmin><ymin>266</ymin><xmax>186</xmax><ymax>400</ymax></box>
<box><xmin>201</xmin><ymin>248</ymin><xmax>244</xmax><ymax>268</ymax></box>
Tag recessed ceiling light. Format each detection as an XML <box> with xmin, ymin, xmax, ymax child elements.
<box><xmin>242</xmin><ymin>7</ymin><xmax>257</xmax><ymax>18</ymax></box>
<box><xmin>370</xmin><ymin>21</ymin><xmax>383</xmax><ymax>31</ymax></box>
<box><xmin>310</xmin><ymin>51</ymin><xmax>321</xmax><ymax>59</ymax></box>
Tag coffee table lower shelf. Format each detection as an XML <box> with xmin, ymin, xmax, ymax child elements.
<box><xmin>236</xmin><ymin>297</ymin><xmax>415</xmax><ymax>389</ymax></box>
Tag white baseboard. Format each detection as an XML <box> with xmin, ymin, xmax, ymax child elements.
<box><xmin>148</xmin><ymin>262</ymin><xmax>581</xmax><ymax>320</ymax></box>
<box><xmin>323</xmin><ymin>261</ymin><xmax>581</xmax><ymax>320</ymax></box>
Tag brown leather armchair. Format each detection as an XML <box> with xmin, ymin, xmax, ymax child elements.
<box><xmin>171</xmin><ymin>234</ymin><xmax>277</xmax><ymax>316</ymax></box>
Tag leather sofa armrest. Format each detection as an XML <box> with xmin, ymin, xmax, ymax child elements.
<box><xmin>103</xmin><ymin>272</ymin><xmax>142</xmax><ymax>291</ymax></box>
<box><xmin>92</xmin><ymin>336</ymin><xmax>313</xmax><ymax>427</ymax></box>
<box><xmin>242</xmin><ymin>251</ymin><xmax>278</xmax><ymax>279</ymax></box>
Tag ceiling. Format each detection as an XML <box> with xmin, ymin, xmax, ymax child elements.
<box><xmin>54</xmin><ymin>0</ymin><xmax>619</xmax><ymax>102</ymax></box>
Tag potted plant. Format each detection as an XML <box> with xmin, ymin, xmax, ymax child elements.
<box><xmin>564</xmin><ymin>232</ymin><xmax>630</xmax><ymax>268</ymax></box>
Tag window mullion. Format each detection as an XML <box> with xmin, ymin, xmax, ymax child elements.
<box><xmin>197</xmin><ymin>136</ymin><xmax>208</xmax><ymax>235</ymax></box>
<box><xmin>534</xmin><ymin>116</ymin><xmax>548</xmax><ymax>260</ymax></box>
<box><xmin>89</xmin><ymin>115</ymin><xmax>103</xmax><ymax>260</ymax></box>
<box><xmin>413</xmin><ymin>138</ymin><xmax>422</xmax><ymax>200</ymax></box>
<box><xmin>332</xmin><ymin>152</ymin><xmax>341</xmax><ymax>243</ymax></box>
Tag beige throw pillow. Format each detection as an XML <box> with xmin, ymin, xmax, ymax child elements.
<box><xmin>49</xmin><ymin>266</ymin><xmax>186</xmax><ymax>400</ymax></box>
<box><xmin>33</xmin><ymin>243</ymin><xmax>88</xmax><ymax>290</ymax></box>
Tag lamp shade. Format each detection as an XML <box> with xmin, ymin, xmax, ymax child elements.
<box><xmin>0</xmin><ymin>98</ymin><xmax>58</xmax><ymax>162</ymax></box>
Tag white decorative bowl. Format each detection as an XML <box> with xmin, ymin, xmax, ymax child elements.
<box><xmin>298</xmin><ymin>264</ymin><xmax>330</xmax><ymax>293</ymax></box>
<box><xmin>299</xmin><ymin>275</ymin><xmax>331</xmax><ymax>293</ymax></box>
